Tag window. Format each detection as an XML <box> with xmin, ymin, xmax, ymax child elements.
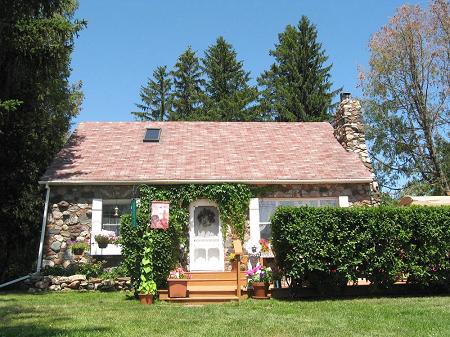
<box><xmin>101</xmin><ymin>201</ymin><xmax>131</xmax><ymax>236</ymax></box>
<box><xmin>143</xmin><ymin>128</ymin><xmax>161</xmax><ymax>142</ymax></box>
<box><xmin>258</xmin><ymin>198</ymin><xmax>338</xmax><ymax>240</ymax></box>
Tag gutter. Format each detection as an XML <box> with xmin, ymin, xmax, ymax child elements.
<box><xmin>0</xmin><ymin>275</ymin><xmax>31</xmax><ymax>289</ymax></box>
<box><xmin>39</xmin><ymin>178</ymin><xmax>374</xmax><ymax>186</ymax></box>
<box><xmin>36</xmin><ymin>184</ymin><xmax>50</xmax><ymax>273</ymax></box>
<box><xmin>0</xmin><ymin>184</ymin><xmax>50</xmax><ymax>289</ymax></box>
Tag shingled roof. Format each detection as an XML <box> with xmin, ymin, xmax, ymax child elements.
<box><xmin>40</xmin><ymin>121</ymin><xmax>373</xmax><ymax>184</ymax></box>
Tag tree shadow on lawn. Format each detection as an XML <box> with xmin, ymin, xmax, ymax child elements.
<box><xmin>0</xmin><ymin>324</ymin><xmax>110</xmax><ymax>337</ymax></box>
<box><xmin>273</xmin><ymin>286</ymin><xmax>450</xmax><ymax>302</ymax></box>
<box><xmin>0</xmin><ymin>303</ymin><xmax>111</xmax><ymax>337</ymax></box>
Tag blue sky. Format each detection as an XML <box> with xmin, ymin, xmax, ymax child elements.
<box><xmin>71</xmin><ymin>0</ymin><xmax>426</xmax><ymax>124</ymax></box>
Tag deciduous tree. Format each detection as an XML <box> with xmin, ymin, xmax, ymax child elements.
<box><xmin>360</xmin><ymin>0</ymin><xmax>450</xmax><ymax>194</ymax></box>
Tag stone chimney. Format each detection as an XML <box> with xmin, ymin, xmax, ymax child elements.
<box><xmin>333</xmin><ymin>93</ymin><xmax>380</xmax><ymax>203</ymax></box>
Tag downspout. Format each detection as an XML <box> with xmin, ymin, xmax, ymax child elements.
<box><xmin>0</xmin><ymin>184</ymin><xmax>50</xmax><ymax>288</ymax></box>
<box><xmin>36</xmin><ymin>183</ymin><xmax>50</xmax><ymax>273</ymax></box>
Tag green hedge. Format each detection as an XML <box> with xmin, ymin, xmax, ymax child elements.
<box><xmin>271</xmin><ymin>206</ymin><xmax>450</xmax><ymax>293</ymax></box>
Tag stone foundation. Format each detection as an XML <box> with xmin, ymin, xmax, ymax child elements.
<box><xmin>27</xmin><ymin>274</ymin><xmax>132</xmax><ymax>292</ymax></box>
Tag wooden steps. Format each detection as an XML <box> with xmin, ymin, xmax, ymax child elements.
<box><xmin>159</xmin><ymin>271</ymin><xmax>247</xmax><ymax>303</ymax></box>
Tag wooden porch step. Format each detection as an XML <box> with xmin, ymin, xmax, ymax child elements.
<box><xmin>187</xmin><ymin>279</ymin><xmax>245</xmax><ymax>287</ymax></box>
<box><xmin>159</xmin><ymin>289</ymin><xmax>240</xmax><ymax>300</ymax></box>
<box><xmin>161</xmin><ymin>296</ymin><xmax>239</xmax><ymax>303</ymax></box>
<box><xmin>188</xmin><ymin>271</ymin><xmax>245</xmax><ymax>280</ymax></box>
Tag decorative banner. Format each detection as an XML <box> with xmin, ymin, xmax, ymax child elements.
<box><xmin>150</xmin><ymin>201</ymin><xmax>170</xmax><ymax>230</ymax></box>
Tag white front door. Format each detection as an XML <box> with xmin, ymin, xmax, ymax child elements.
<box><xmin>189</xmin><ymin>200</ymin><xmax>224</xmax><ymax>271</ymax></box>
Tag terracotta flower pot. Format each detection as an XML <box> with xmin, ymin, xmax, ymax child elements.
<box><xmin>168</xmin><ymin>279</ymin><xmax>188</xmax><ymax>298</ymax></box>
<box><xmin>139</xmin><ymin>294</ymin><xmax>154</xmax><ymax>305</ymax></box>
<box><xmin>252</xmin><ymin>282</ymin><xmax>269</xmax><ymax>299</ymax></box>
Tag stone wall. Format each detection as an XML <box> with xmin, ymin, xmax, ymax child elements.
<box><xmin>254</xmin><ymin>183</ymin><xmax>371</xmax><ymax>205</ymax></box>
<box><xmin>42</xmin><ymin>186</ymin><xmax>134</xmax><ymax>268</ymax></box>
<box><xmin>42</xmin><ymin>182</ymin><xmax>372</xmax><ymax>270</ymax></box>
<box><xmin>27</xmin><ymin>274</ymin><xmax>132</xmax><ymax>292</ymax></box>
<box><xmin>42</xmin><ymin>201</ymin><xmax>92</xmax><ymax>268</ymax></box>
<box><xmin>333</xmin><ymin>94</ymin><xmax>380</xmax><ymax>203</ymax></box>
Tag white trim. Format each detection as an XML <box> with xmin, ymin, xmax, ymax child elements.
<box><xmin>39</xmin><ymin>178</ymin><xmax>373</xmax><ymax>185</ymax></box>
<box><xmin>247</xmin><ymin>198</ymin><xmax>261</xmax><ymax>252</ymax></box>
<box><xmin>189</xmin><ymin>199</ymin><xmax>224</xmax><ymax>272</ymax></box>
<box><xmin>338</xmin><ymin>196</ymin><xmax>350</xmax><ymax>207</ymax></box>
<box><xmin>90</xmin><ymin>198</ymin><xmax>123</xmax><ymax>256</ymax></box>
<box><xmin>90</xmin><ymin>243</ymin><xmax>122</xmax><ymax>255</ymax></box>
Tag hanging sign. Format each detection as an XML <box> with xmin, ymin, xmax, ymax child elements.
<box><xmin>150</xmin><ymin>201</ymin><xmax>170</xmax><ymax>230</ymax></box>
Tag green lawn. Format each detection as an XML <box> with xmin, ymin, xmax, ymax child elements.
<box><xmin>1</xmin><ymin>292</ymin><xmax>450</xmax><ymax>337</ymax></box>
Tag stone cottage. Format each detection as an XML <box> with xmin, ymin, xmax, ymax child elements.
<box><xmin>37</xmin><ymin>94</ymin><xmax>378</xmax><ymax>272</ymax></box>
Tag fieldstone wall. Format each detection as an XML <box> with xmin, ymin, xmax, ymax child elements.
<box><xmin>254</xmin><ymin>183</ymin><xmax>371</xmax><ymax>206</ymax></box>
<box><xmin>43</xmin><ymin>186</ymin><xmax>134</xmax><ymax>269</ymax></box>
<box><xmin>42</xmin><ymin>201</ymin><xmax>92</xmax><ymax>268</ymax></box>
<box><xmin>333</xmin><ymin>95</ymin><xmax>380</xmax><ymax>203</ymax></box>
<box><xmin>27</xmin><ymin>274</ymin><xmax>132</xmax><ymax>292</ymax></box>
<box><xmin>42</xmin><ymin>182</ymin><xmax>371</xmax><ymax>271</ymax></box>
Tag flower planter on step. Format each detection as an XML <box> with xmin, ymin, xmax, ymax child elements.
<box><xmin>252</xmin><ymin>282</ymin><xmax>269</xmax><ymax>299</ymax></box>
<box><xmin>98</xmin><ymin>242</ymin><xmax>108</xmax><ymax>249</ymax></box>
<box><xmin>168</xmin><ymin>279</ymin><xmax>188</xmax><ymax>298</ymax></box>
<box><xmin>139</xmin><ymin>294</ymin><xmax>154</xmax><ymax>305</ymax></box>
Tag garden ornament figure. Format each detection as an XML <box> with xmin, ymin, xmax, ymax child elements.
<box><xmin>249</xmin><ymin>245</ymin><xmax>261</xmax><ymax>269</ymax></box>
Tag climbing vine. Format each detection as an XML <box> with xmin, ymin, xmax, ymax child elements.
<box><xmin>120</xmin><ymin>184</ymin><xmax>252</xmax><ymax>290</ymax></box>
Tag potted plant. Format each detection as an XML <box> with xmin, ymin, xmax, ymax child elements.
<box><xmin>138</xmin><ymin>279</ymin><xmax>157</xmax><ymax>305</ymax></box>
<box><xmin>246</xmin><ymin>264</ymin><xmax>273</xmax><ymax>299</ymax></box>
<box><xmin>228</xmin><ymin>253</ymin><xmax>238</xmax><ymax>271</ymax></box>
<box><xmin>70</xmin><ymin>242</ymin><xmax>89</xmax><ymax>256</ymax></box>
<box><xmin>94</xmin><ymin>230</ymin><xmax>117</xmax><ymax>249</ymax></box>
<box><xmin>167</xmin><ymin>267</ymin><xmax>190</xmax><ymax>298</ymax></box>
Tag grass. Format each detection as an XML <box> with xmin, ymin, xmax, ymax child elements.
<box><xmin>1</xmin><ymin>292</ymin><xmax>450</xmax><ymax>337</ymax></box>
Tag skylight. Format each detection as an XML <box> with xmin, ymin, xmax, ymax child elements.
<box><xmin>143</xmin><ymin>128</ymin><xmax>161</xmax><ymax>142</ymax></box>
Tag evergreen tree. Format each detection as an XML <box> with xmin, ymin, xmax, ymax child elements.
<box><xmin>202</xmin><ymin>37</ymin><xmax>258</xmax><ymax>121</ymax></box>
<box><xmin>170</xmin><ymin>47</ymin><xmax>205</xmax><ymax>121</ymax></box>
<box><xmin>258</xmin><ymin>16</ymin><xmax>340</xmax><ymax>122</ymax></box>
<box><xmin>0</xmin><ymin>0</ymin><xmax>85</xmax><ymax>282</ymax></box>
<box><xmin>133</xmin><ymin>66</ymin><xmax>172</xmax><ymax>121</ymax></box>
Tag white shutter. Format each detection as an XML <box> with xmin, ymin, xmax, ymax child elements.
<box><xmin>247</xmin><ymin>198</ymin><xmax>261</xmax><ymax>251</ymax></box>
<box><xmin>338</xmin><ymin>196</ymin><xmax>349</xmax><ymax>208</ymax></box>
<box><xmin>90</xmin><ymin>199</ymin><xmax>102</xmax><ymax>255</ymax></box>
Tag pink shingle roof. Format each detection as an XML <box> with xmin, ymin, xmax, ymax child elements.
<box><xmin>40</xmin><ymin>121</ymin><xmax>373</xmax><ymax>184</ymax></box>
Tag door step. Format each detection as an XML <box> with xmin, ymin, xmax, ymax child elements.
<box><xmin>159</xmin><ymin>271</ymin><xmax>248</xmax><ymax>303</ymax></box>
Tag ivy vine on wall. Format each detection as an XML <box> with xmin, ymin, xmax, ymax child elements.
<box><xmin>120</xmin><ymin>184</ymin><xmax>252</xmax><ymax>290</ymax></box>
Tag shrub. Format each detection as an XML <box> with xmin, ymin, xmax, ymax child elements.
<box><xmin>271</xmin><ymin>206</ymin><xmax>450</xmax><ymax>293</ymax></box>
<box><xmin>42</xmin><ymin>260</ymin><xmax>106</xmax><ymax>278</ymax></box>
<box><xmin>70</xmin><ymin>242</ymin><xmax>89</xmax><ymax>255</ymax></box>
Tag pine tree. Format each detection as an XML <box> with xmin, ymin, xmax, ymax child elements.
<box><xmin>133</xmin><ymin>66</ymin><xmax>172</xmax><ymax>121</ymax></box>
<box><xmin>202</xmin><ymin>37</ymin><xmax>258</xmax><ymax>121</ymax></box>
<box><xmin>258</xmin><ymin>16</ymin><xmax>340</xmax><ymax>122</ymax></box>
<box><xmin>0</xmin><ymin>0</ymin><xmax>85</xmax><ymax>282</ymax></box>
<box><xmin>170</xmin><ymin>47</ymin><xmax>205</xmax><ymax>121</ymax></box>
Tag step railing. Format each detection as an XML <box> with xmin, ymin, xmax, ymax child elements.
<box><xmin>232</xmin><ymin>239</ymin><xmax>243</xmax><ymax>300</ymax></box>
